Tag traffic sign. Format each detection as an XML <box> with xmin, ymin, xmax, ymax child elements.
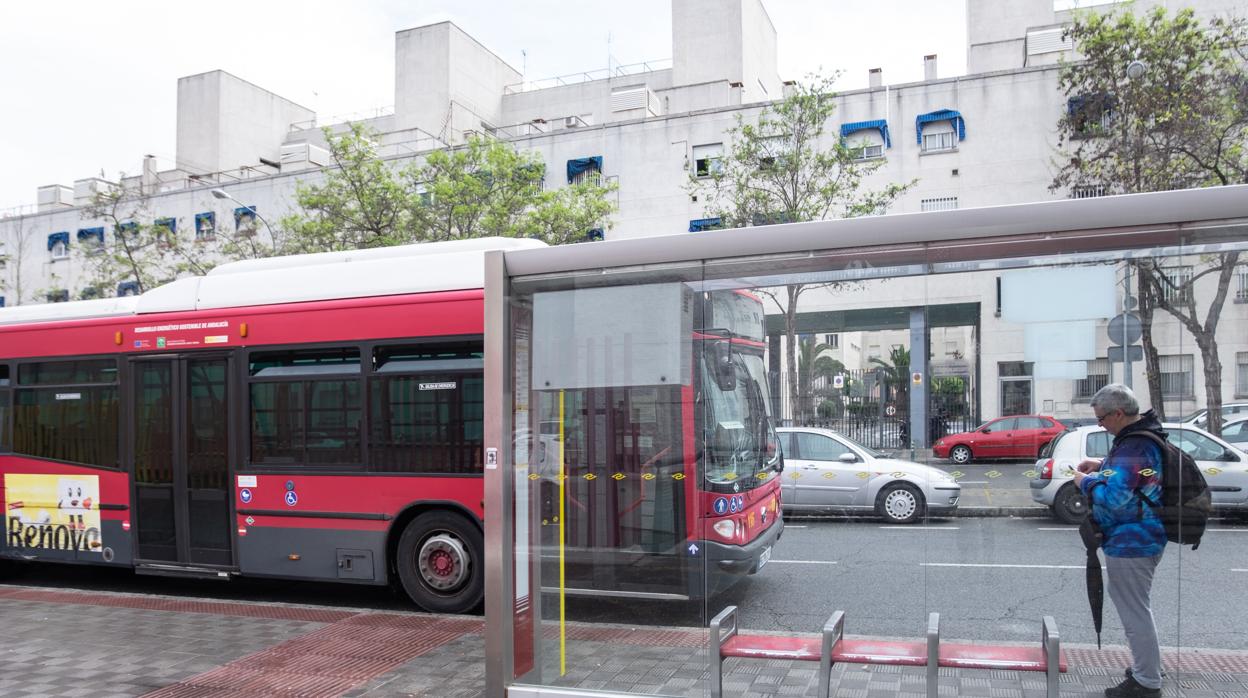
<box><xmin>1107</xmin><ymin>313</ymin><xmax>1142</xmax><ymax>345</ymax></box>
<box><xmin>1108</xmin><ymin>345</ymin><xmax>1143</xmax><ymax>362</ymax></box>
<box><xmin>884</xmin><ymin>405</ymin><xmax>896</xmax><ymax>416</ymax></box>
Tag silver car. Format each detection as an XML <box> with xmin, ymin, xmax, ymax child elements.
<box><xmin>777</xmin><ymin>427</ymin><xmax>961</xmax><ymax>524</ymax></box>
<box><xmin>1030</xmin><ymin>423</ymin><xmax>1248</xmax><ymax>524</ymax></box>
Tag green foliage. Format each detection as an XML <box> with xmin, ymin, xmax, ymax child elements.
<box><xmin>692</xmin><ymin>73</ymin><xmax>914</xmax><ymax>226</ymax></box>
<box><xmin>869</xmin><ymin>346</ymin><xmax>911</xmax><ymax>412</ymax></box>
<box><xmin>281</xmin><ymin>125</ymin><xmax>616</xmax><ymax>251</ymax></box>
<box><xmin>1053</xmin><ymin>7</ymin><xmax>1248</xmax><ymax>193</ymax></box>
<box><xmin>1052</xmin><ymin>7</ymin><xmax>1248</xmax><ymax>434</ymax></box>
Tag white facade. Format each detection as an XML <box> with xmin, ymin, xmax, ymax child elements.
<box><xmin>1</xmin><ymin>0</ymin><xmax>1244</xmax><ymax>424</ymax></box>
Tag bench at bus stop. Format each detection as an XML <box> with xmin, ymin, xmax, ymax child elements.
<box><xmin>709</xmin><ymin>605</ymin><xmax>1066</xmax><ymax>698</ymax></box>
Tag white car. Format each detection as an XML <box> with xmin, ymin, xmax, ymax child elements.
<box><xmin>1222</xmin><ymin>417</ymin><xmax>1248</xmax><ymax>448</ymax></box>
<box><xmin>777</xmin><ymin>427</ymin><xmax>961</xmax><ymax>524</ymax></box>
<box><xmin>1179</xmin><ymin>403</ymin><xmax>1248</xmax><ymax>431</ymax></box>
<box><xmin>1030</xmin><ymin>423</ymin><xmax>1248</xmax><ymax>524</ymax></box>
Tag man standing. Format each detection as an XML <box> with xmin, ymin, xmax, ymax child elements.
<box><xmin>1073</xmin><ymin>383</ymin><xmax>1166</xmax><ymax>698</ymax></box>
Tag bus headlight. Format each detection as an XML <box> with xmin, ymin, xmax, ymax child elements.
<box><xmin>713</xmin><ymin>519</ymin><xmax>737</xmax><ymax>539</ymax></box>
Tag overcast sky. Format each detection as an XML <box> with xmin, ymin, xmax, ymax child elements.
<box><xmin>0</xmin><ymin>0</ymin><xmax>966</xmax><ymax>210</ymax></box>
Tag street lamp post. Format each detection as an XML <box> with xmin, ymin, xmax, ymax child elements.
<box><xmin>210</xmin><ymin>188</ymin><xmax>276</xmax><ymax>241</ymax></box>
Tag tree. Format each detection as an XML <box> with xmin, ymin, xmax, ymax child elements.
<box><xmin>1052</xmin><ymin>7</ymin><xmax>1247</xmax><ymax>434</ymax></box>
<box><xmin>281</xmin><ymin>125</ymin><xmax>617</xmax><ymax>251</ymax></box>
<box><xmin>869</xmin><ymin>346</ymin><xmax>912</xmax><ymax>415</ymax></box>
<box><xmin>690</xmin><ymin>74</ymin><xmax>914</xmax><ymax>419</ymax></box>
<box><xmin>0</xmin><ymin>215</ymin><xmax>35</xmax><ymax>305</ymax></box>
<box><xmin>795</xmin><ymin>336</ymin><xmax>845</xmax><ymax>423</ymax></box>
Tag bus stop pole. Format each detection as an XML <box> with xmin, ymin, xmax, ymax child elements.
<box><xmin>484</xmin><ymin>250</ymin><xmax>515</xmax><ymax>697</ymax></box>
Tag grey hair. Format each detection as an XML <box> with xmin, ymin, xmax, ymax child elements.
<box><xmin>1090</xmin><ymin>383</ymin><xmax>1140</xmax><ymax>416</ymax></box>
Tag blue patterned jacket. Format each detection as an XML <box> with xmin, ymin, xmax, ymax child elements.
<box><xmin>1078</xmin><ymin>410</ymin><xmax>1167</xmax><ymax>558</ymax></box>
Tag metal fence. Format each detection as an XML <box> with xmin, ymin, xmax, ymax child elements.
<box><xmin>778</xmin><ymin>368</ymin><xmax>977</xmax><ymax>449</ymax></box>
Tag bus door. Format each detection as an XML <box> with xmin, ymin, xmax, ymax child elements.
<box><xmin>130</xmin><ymin>355</ymin><xmax>233</xmax><ymax>568</ymax></box>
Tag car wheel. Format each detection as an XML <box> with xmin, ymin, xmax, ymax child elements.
<box><xmin>949</xmin><ymin>445</ymin><xmax>972</xmax><ymax>465</ymax></box>
<box><xmin>1053</xmin><ymin>483</ymin><xmax>1089</xmax><ymax>525</ymax></box>
<box><xmin>395</xmin><ymin>511</ymin><xmax>484</xmax><ymax>613</ymax></box>
<box><xmin>877</xmin><ymin>482</ymin><xmax>925</xmax><ymax>524</ymax></box>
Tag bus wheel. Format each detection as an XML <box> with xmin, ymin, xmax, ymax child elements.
<box><xmin>396</xmin><ymin>511</ymin><xmax>484</xmax><ymax>613</ymax></box>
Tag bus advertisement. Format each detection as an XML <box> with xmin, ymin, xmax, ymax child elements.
<box><xmin>0</xmin><ymin>239</ymin><xmax>782</xmax><ymax>612</ymax></box>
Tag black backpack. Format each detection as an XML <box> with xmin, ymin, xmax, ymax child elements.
<box><xmin>1123</xmin><ymin>431</ymin><xmax>1212</xmax><ymax>550</ymax></box>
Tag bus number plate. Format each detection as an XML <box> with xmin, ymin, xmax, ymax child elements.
<box><xmin>758</xmin><ymin>546</ymin><xmax>772</xmax><ymax>571</ymax></box>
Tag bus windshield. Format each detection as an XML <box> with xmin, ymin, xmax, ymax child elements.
<box><xmin>701</xmin><ymin>348</ymin><xmax>780</xmax><ymax>490</ymax></box>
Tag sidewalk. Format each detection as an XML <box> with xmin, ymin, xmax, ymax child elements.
<box><xmin>2</xmin><ymin>584</ymin><xmax>1246</xmax><ymax>697</ymax></box>
<box><xmin>2</xmin><ymin>584</ymin><xmax>1248</xmax><ymax>698</ymax></box>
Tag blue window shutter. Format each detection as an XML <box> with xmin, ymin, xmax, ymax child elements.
<box><xmin>195</xmin><ymin>212</ymin><xmax>216</xmax><ymax>236</ymax></box>
<box><xmin>0</xmin><ymin>296</ymin><xmax>6</xmax><ymax>307</ymax></box>
<box><xmin>116</xmin><ymin>221</ymin><xmax>138</xmax><ymax>237</ymax></box>
<box><xmin>76</xmin><ymin>227</ymin><xmax>104</xmax><ymax>244</ymax></box>
<box><xmin>839</xmin><ymin>119</ymin><xmax>892</xmax><ymax>148</ymax></box>
<box><xmin>117</xmin><ymin>281</ymin><xmax>140</xmax><ymax>297</ymax></box>
<box><xmin>47</xmin><ymin>231</ymin><xmax>69</xmax><ymax>251</ymax></box>
<box><xmin>566</xmin><ymin>156</ymin><xmax>603</xmax><ymax>183</ymax></box>
<box><xmin>689</xmin><ymin>217</ymin><xmax>723</xmax><ymax>233</ymax></box>
<box><xmin>915</xmin><ymin>109</ymin><xmax>966</xmax><ymax>143</ymax></box>
<box><xmin>234</xmin><ymin>206</ymin><xmax>257</xmax><ymax>226</ymax></box>
<box><xmin>155</xmin><ymin>217</ymin><xmax>176</xmax><ymax>233</ymax></box>
<box><xmin>586</xmin><ymin>228</ymin><xmax>605</xmax><ymax>242</ymax></box>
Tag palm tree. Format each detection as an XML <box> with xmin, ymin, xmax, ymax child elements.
<box><xmin>796</xmin><ymin>336</ymin><xmax>845</xmax><ymax>424</ymax></box>
<box><xmin>868</xmin><ymin>346</ymin><xmax>911</xmax><ymax>415</ymax></box>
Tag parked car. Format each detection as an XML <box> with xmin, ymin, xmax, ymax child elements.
<box><xmin>1179</xmin><ymin>402</ymin><xmax>1248</xmax><ymax>431</ymax></box>
<box><xmin>777</xmin><ymin>427</ymin><xmax>961</xmax><ymax>524</ymax></box>
<box><xmin>1030</xmin><ymin>423</ymin><xmax>1248</xmax><ymax>524</ymax></box>
<box><xmin>932</xmin><ymin>415</ymin><xmax>1065</xmax><ymax>464</ymax></box>
<box><xmin>1222</xmin><ymin>417</ymin><xmax>1248</xmax><ymax>447</ymax></box>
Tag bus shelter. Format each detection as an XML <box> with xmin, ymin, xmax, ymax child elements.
<box><xmin>484</xmin><ymin>186</ymin><xmax>1248</xmax><ymax>697</ymax></box>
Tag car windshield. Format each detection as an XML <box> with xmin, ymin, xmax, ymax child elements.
<box><xmin>700</xmin><ymin>349</ymin><xmax>779</xmax><ymax>490</ymax></box>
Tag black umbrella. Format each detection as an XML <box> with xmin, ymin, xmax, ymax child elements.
<box><xmin>1078</xmin><ymin>512</ymin><xmax>1105</xmax><ymax>649</ymax></box>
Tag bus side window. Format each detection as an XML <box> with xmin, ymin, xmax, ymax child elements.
<box><xmin>0</xmin><ymin>364</ymin><xmax>8</xmax><ymax>452</ymax></box>
<box><xmin>248</xmin><ymin>348</ymin><xmax>363</xmax><ymax>466</ymax></box>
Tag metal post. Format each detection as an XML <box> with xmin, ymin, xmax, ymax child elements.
<box><xmin>484</xmin><ymin>250</ymin><xmax>515</xmax><ymax>697</ymax></box>
<box><xmin>1122</xmin><ymin>270</ymin><xmax>1133</xmax><ymax>388</ymax></box>
<box><xmin>926</xmin><ymin>612</ymin><xmax>940</xmax><ymax>698</ymax></box>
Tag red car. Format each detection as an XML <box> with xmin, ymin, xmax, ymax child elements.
<box><xmin>933</xmin><ymin>415</ymin><xmax>1065</xmax><ymax>464</ymax></box>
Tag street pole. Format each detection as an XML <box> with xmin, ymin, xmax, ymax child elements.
<box><xmin>1122</xmin><ymin>269</ymin><xmax>1132</xmax><ymax>388</ymax></box>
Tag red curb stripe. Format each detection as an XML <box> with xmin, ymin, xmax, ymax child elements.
<box><xmin>143</xmin><ymin>614</ymin><xmax>476</xmax><ymax>698</ymax></box>
<box><xmin>0</xmin><ymin>587</ymin><xmax>355</xmax><ymax>623</ymax></box>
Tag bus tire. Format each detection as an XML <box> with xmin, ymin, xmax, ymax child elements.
<box><xmin>395</xmin><ymin>511</ymin><xmax>484</xmax><ymax>613</ymax></box>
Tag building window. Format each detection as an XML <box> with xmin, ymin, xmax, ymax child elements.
<box><xmin>117</xmin><ymin>281</ymin><xmax>140</xmax><ymax>297</ymax></box>
<box><xmin>921</xmin><ymin>197</ymin><xmax>958</xmax><ymax>212</ymax></box>
<box><xmin>693</xmin><ymin>143</ymin><xmax>723</xmax><ymax>178</ymax></box>
<box><xmin>1068</xmin><ymin>94</ymin><xmax>1115</xmax><ymax>138</ymax></box>
<box><xmin>689</xmin><ymin>217</ymin><xmax>723</xmax><ymax>233</ymax></box>
<box><xmin>195</xmin><ymin>212</ymin><xmax>216</xmax><ymax>240</ymax></box>
<box><xmin>0</xmin><ymin>297</ymin><xmax>5</xmax><ymax>308</ymax></box>
<box><xmin>1159</xmin><ymin>266</ymin><xmax>1193</xmax><ymax>305</ymax></box>
<box><xmin>1235</xmin><ymin>267</ymin><xmax>1248</xmax><ymax>303</ymax></box>
<box><xmin>567</xmin><ymin>156</ymin><xmax>603</xmax><ymax>186</ymax></box>
<box><xmin>916</xmin><ymin>109</ymin><xmax>965</xmax><ymax>152</ymax></box>
<box><xmin>851</xmin><ymin>142</ymin><xmax>885</xmax><ymax>161</ymax></box>
<box><xmin>1071</xmin><ymin>185</ymin><xmax>1107</xmax><ymax>199</ymax></box>
<box><xmin>46</xmin><ymin>289</ymin><xmax>69</xmax><ymax>303</ymax></box>
<box><xmin>1160</xmin><ymin>354</ymin><xmax>1194</xmax><ymax>399</ymax></box>
<box><xmin>234</xmin><ymin>207</ymin><xmax>258</xmax><ymax>236</ymax></box>
<box><xmin>824</xmin><ymin>334</ymin><xmax>839</xmax><ymax>349</ymax></box>
<box><xmin>116</xmin><ymin>221</ymin><xmax>138</xmax><ymax>238</ymax></box>
<box><xmin>154</xmin><ymin>217</ymin><xmax>176</xmax><ymax>246</ymax></box>
<box><xmin>1074</xmin><ymin>358</ymin><xmax>1110</xmax><ymax>400</ymax></box>
<box><xmin>922</xmin><ymin>130</ymin><xmax>957</xmax><ymax>153</ymax></box>
<box><xmin>48</xmin><ymin>232</ymin><xmax>70</xmax><ymax>260</ymax></box>
<box><xmin>79</xmin><ymin>226</ymin><xmax>106</xmax><ymax>251</ymax></box>
<box><xmin>1237</xmin><ymin>352</ymin><xmax>1248</xmax><ymax>398</ymax></box>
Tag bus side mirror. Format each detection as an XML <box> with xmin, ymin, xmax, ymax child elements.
<box><xmin>713</xmin><ymin>341</ymin><xmax>736</xmax><ymax>392</ymax></box>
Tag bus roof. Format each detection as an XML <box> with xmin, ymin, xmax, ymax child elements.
<box><xmin>0</xmin><ymin>237</ymin><xmax>545</xmax><ymax>327</ymax></box>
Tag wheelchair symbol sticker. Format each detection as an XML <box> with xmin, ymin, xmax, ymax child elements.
<box><xmin>284</xmin><ymin>491</ymin><xmax>298</xmax><ymax>507</ymax></box>
<box><xmin>240</xmin><ymin>489</ymin><xmax>252</xmax><ymax>504</ymax></box>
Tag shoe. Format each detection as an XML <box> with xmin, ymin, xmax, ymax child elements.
<box><xmin>1105</xmin><ymin>675</ymin><xmax>1161</xmax><ymax>698</ymax></box>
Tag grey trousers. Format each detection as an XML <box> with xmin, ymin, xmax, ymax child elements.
<box><xmin>1106</xmin><ymin>552</ymin><xmax>1164</xmax><ymax>689</ymax></box>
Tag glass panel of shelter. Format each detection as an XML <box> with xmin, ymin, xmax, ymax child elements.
<box><xmin>507</xmin><ymin>220</ymin><xmax>1248</xmax><ymax>694</ymax></box>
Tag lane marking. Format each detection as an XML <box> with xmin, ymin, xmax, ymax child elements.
<box><xmin>1207</xmin><ymin>529</ymin><xmax>1248</xmax><ymax>533</ymax></box>
<box><xmin>1037</xmin><ymin>527</ymin><xmax>1078</xmax><ymax>531</ymax></box>
<box><xmin>880</xmin><ymin>526</ymin><xmax>961</xmax><ymax>530</ymax></box>
<box><xmin>784</xmin><ymin>525</ymin><xmax>808</xmax><ymax>529</ymax></box>
<box><xmin>922</xmin><ymin>563</ymin><xmax>1086</xmax><ymax>569</ymax></box>
<box><xmin>770</xmin><ymin>560</ymin><xmax>838</xmax><ymax>565</ymax></box>
<box><xmin>957</xmin><ymin>481</ymin><xmax>989</xmax><ymax>484</ymax></box>
<box><xmin>1232</xmin><ymin>569</ymin><xmax>1248</xmax><ymax>573</ymax></box>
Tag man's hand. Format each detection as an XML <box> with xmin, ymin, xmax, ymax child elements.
<box><xmin>1071</xmin><ymin>459</ymin><xmax>1102</xmax><ymax>488</ymax></box>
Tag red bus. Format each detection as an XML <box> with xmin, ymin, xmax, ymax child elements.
<box><xmin>0</xmin><ymin>239</ymin><xmax>782</xmax><ymax>611</ymax></box>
